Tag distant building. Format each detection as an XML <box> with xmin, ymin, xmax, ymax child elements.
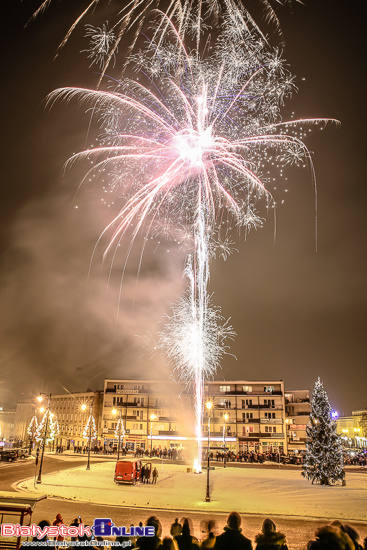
<box><xmin>51</xmin><ymin>391</ymin><xmax>101</xmax><ymax>450</ymax></box>
<box><xmin>14</xmin><ymin>391</ymin><xmax>102</xmax><ymax>450</ymax></box>
<box><xmin>284</xmin><ymin>389</ymin><xmax>311</xmax><ymax>452</ymax></box>
<box><xmin>0</xmin><ymin>408</ymin><xmax>16</xmax><ymax>446</ymax></box>
<box><xmin>13</xmin><ymin>401</ymin><xmax>37</xmax><ymax>445</ymax></box>
<box><xmin>336</xmin><ymin>409</ymin><xmax>367</xmax><ymax>450</ymax></box>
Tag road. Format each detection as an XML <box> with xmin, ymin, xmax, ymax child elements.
<box><xmin>1</xmin><ymin>455</ymin><xmax>366</xmax><ymax>550</ymax></box>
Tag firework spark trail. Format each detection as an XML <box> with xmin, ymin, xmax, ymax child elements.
<box><xmin>30</xmin><ymin>0</ymin><xmax>303</xmax><ymax>78</ymax></box>
<box><xmin>46</xmin><ymin>12</ymin><xmax>337</xmax><ymax>466</ymax></box>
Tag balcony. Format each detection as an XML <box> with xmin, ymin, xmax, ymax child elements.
<box><xmin>260</xmin><ymin>418</ymin><xmax>283</xmax><ymax>424</ymax></box>
<box><xmin>239</xmin><ymin>418</ymin><xmax>260</xmax><ymax>424</ymax></box>
<box><xmin>214</xmin><ymin>390</ymin><xmax>283</xmax><ymax>397</ymax></box>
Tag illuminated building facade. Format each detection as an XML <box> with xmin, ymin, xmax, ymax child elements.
<box><xmin>101</xmin><ymin>379</ymin><xmax>289</xmax><ymax>453</ymax></box>
<box><xmin>284</xmin><ymin>389</ymin><xmax>311</xmax><ymax>452</ymax></box>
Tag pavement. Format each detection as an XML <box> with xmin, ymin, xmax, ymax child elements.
<box><xmin>1</xmin><ymin>455</ymin><xmax>366</xmax><ymax>550</ymax></box>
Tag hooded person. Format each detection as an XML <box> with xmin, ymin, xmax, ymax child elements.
<box><xmin>255</xmin><ymin>519</ymin><xmax>288</xmax><ymax>550</ymax></box>
<box><xmin>307</xmin><ymin>525</ymin><xmax>355</xmax><ymax>550</ymax></box>
<box><xmin>214</xmin><ymin>512</ymin><xmax>252</xmax><ymax>550</ymax></box>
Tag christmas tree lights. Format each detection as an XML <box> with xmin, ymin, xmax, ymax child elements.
<box><xmin>114</xmin><ymin>417</ymin><xmax>125</xmax><ymax>440</ymax></box>
<box><xmin>35</xmin><ymin>410</ymin><xmax>56</xmax><ymax>445</ymax></box>
<box><xmin>27</xmin><ymin>415</ymin><xmax>38</xmax><ymax>438</ymax></box>
<box><xmin>83</xmin><ymin>414</ymin><xmax>97</xmax><ymax>440</ymax></box>
<box><xmin>302</xmin><ymin>378</ymin><xmax>345</xmax><ymax>485</ymax></box>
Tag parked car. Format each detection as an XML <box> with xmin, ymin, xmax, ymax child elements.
<box><xmin>14</xmin><ymin>448</ymin><xmax>29</xmax><ymax>459</ymax></box>
<box><xmin>0</xmin><ymin>449</ymin><xmax>18</xmax><ymax>462</ymax></box>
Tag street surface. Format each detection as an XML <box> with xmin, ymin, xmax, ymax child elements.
<box><xmin>1</xmin><ymin>454</ymin><xmax>366</xmax><ymax>550</ymax></box>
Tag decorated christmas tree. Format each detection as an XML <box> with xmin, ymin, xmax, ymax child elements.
<box><xmin>83</xmin><ymin>414</ymin><xmax>97</xmax><ymax>442</ymax></box>
<box><xmin>114</xmin><ymin>417</ymin><xmax>125</xmax><ymax>440</ymax></box>
<box><xmin>302</xmin><ymin>378</ymin><xmax>345</xmax><ymax>485</ymax></box>
<box><xmin>35</xmin><ymin>410</ymin><xmax>56</xmax><ymax>446</ymax></box>
<box><xmin>27</xmin><ymin>415</ymin><xmax>38</xmax><ymax>453</ymax></box>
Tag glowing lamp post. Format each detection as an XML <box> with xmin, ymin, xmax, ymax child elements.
<box><xmin>150</xmin><ymin>414</ymin><xmax>157</xmax><ymax>451</ymax></box>
<box><xmin>36</xmin><ymin>393</ymin><xmax>52</xmax><ymax>484</ymax></box>
<box><xmin>205</xmin><ymin>401</ymin><xmax>213</xmax><ymax>502</ymax></box>
<box><xmin>223</xmin><ymin>413</ymin><xmax>229</xmax><ymax>468</ymax></box>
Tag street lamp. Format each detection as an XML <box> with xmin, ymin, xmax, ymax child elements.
<box><xmin>36</xmin><ymin>393</ymin><xmax>52</xmax><ymax>484</ymax></box>
<box><xmin>150</xmin><ymin>414</ymin><xmax>157</xmax><ymax>451</ymax></box>
<box><xmin>223</xmin><ymin>413</ymin><xmax>229</xmax><ymax>468</ymax></box>
<box><xmin>112</xmin><ymin>408</ymin><xmax>125</xmax><ymax>460</ymax></box>
<box><xmin>205</xmin><ymin>401</ymin><xmax>213</xmax><ymax>502</ymax></box>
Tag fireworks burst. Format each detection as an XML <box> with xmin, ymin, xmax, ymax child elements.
<box><xmin>44</xmin><ymin>9</ymin><xmax>336</xmax><ymax>467</ymax></box>
<box><xmin>31</xmin><ymin>0</ymin><xmax>303</xmax><ymax>81</ymax></box>
<box><xmin>83</xmin><ymin>23</ymin><xmax>117</xmax><ymax>68</ymax></box>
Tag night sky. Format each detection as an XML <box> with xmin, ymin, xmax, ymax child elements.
<box><xmin>1</xmin><ymin>0</ymin><xmax>366</xmax><ymax>415</ymax></box>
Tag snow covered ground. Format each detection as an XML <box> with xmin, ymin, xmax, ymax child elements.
<box><xmin>19</xmin><ymin>461</ymin><xmax>367</xmax><ymax>522</ymax></box>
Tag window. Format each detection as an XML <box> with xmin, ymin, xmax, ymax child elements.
<box><xmin>264</xmin><ymin>399</ymin><xmax>275</xmax><ymax>408</ymax></box>
<box><xmin>265</xmin><ymin>426</ymin><xmax>277</xmax><ymax>433</ymax></box>
<box><xmin>220</xmin><ymin>385</ymin><xmax>230</xmax><ymax>393</ymax></box>
<box><xmin>242</xmin><ymin>386</ymin><xmax>252</xmax><ymax>392</ymax></box>
<box><xmin>113</xmin><ymin>384</ymin><xmax>123</xmax><ymax>391</ymax></box>
<box><xmin>246</xmin><ymin>412</ymin><xmax>253</xmax><ymax>419</ymax></box>
<box><xmin>132</xmin><ymin>423</ymin><xmax>143</xmax><ymax>430</ymax></box>
<box><xmin>134</xmin><ymin>397</ymin><xmax>145</xmax><ymax>406</ymax></box>
<box><xmin>264</xmin><ymin>386</ymin><xmax>274</xmax><ymax>393</ymax></box>
<box><xmin>113</xmin><ymin>397</ymin><xmax>123</xmax><ymax>406</ymax></box>
<box><xmin>265</xmin><ymin>412</ymin><xmax>276</xmax><ymax>419</ymax></box>
<box><xmin>224</xmin><ymin>399</ymin><xmax>231</xmax><ymax>409</ymax></box>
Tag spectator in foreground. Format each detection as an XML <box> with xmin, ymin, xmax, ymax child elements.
<box><xmin>200</xmin><ymin>520</ymin><xmax>216</xmax><ymax>549</ymax></box>
<box><xmin>307</xmin><ymin>525</ymin><xmax>355</xmax><ymax>550</ymax></box>
<box><xmin>175</xmin><ymin>518</ymin><xmax>199</xmax><ymax>550</ymax></box>
<box><xmin>160</xmin><ymin>537</ymin><xmax>179</xmax><ymax>550</ymax></box>
<box><xmin>171</xmin><ymin>519</ymin><xmax>183</xmax><ymax>538</ymax></box>
<box><xmin>255</xmin><ymin>519</ymin><xmax>288</xmax><ymax>550</ymax></box>
<box><xmin>136</xmin><ymin>515</ymin><xmax>162</xmax><ymax>550</ymax></box>
<box><xmin>214</xmin><ymin>512</ymin><xmax>252</xmax><ymax>550</ymax></box>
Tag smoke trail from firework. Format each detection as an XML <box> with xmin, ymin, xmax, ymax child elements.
<box><xmin>46</xmin><ymin>13</ymin><xmax>337</xmax><ymax>466</ymax></box>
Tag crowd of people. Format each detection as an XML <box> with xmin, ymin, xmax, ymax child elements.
<box><xmin>41</xmin><ymin>445</ymin><xmax>367</xmax><ymax>468</ymax></box>
<box><xmin>20</xmin><ymin>512</ymin><xmax>367</xmax><ymax>550</ymax></box>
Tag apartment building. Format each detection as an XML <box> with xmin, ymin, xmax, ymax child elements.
<box><xmin>101</xmin><ymin>379</ymin><xmax>288</xmax><ymax>453</ymax></box>
<box><xmin>284</xmin><ymin>389</ymin><xmax>311</xmax><ymax>451</ymax></box>
<box><xmin>52</xmin><ymin>391</ymin><xmax>101</xmax><ymax>449</ymax></box>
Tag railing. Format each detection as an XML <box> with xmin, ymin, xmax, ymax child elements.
<box><xmin>260</xmin><ymin>418</ymin><xmax>283</xmax><ymax>424</ymax></box>
<box><xmin>214</xmin><ymin>390</ymin><xmax>283</xmax><ymax>396</ymax></box>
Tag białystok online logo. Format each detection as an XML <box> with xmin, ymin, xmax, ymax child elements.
<box><xmin>1</xmin><ymin>519</ymin><xmax>155</xmax><ymax>539</ymax></box>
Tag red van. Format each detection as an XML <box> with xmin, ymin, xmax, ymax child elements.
<box><xmin>114</xmin><ymin>460</ymin><xmax>152</xmax><ymax>484</ymax></box>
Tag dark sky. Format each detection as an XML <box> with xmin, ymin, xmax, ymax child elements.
<box><xmin>1</xmin><ymin>1</ymin><xmax>366</xmax><ymax>415</ymax></box>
